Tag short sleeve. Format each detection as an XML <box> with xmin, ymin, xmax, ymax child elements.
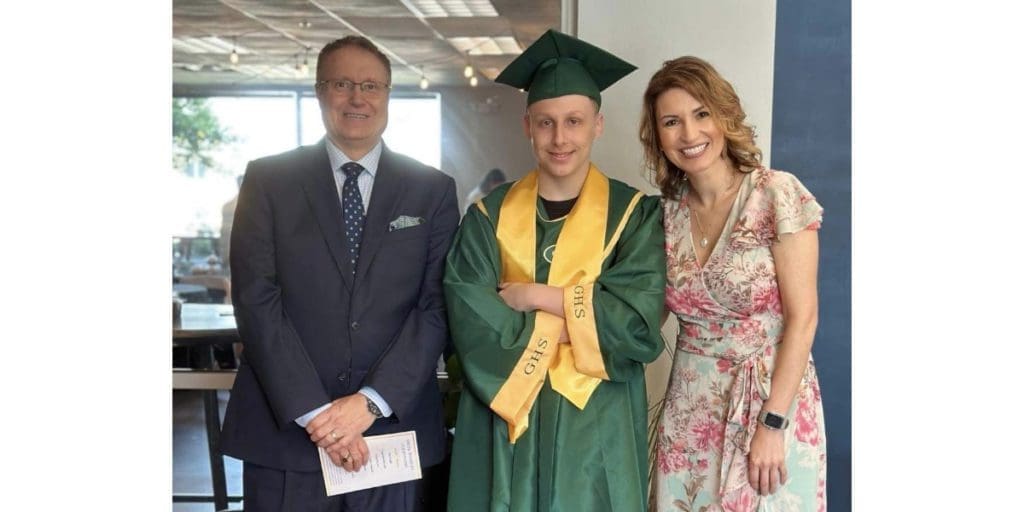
<box><xmin>741</xmin><ymin>169</ymin><xmax>819</xmax><ymax>243</ymax></box>
<box><xmin>731</xmin><ymin>169</ymin><xmax>824</xmax><ymax>246</ymax></box>
<box><xmin>768</xmin><ymin>170</ymin><xmax>823</xmax><ymax>237</ymax></box>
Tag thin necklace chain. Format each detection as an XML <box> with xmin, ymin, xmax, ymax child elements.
<box><xmin>690</xmin><ymin>171</ymin><xmax>740</xmax><ymax>249</ymax></box>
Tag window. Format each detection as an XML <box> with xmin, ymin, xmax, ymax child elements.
<box><xmin>172</xmin><ymin>92</ymin><xmax>442</xmax><ymax>277</ymax></box>
<box><xmin>300</xmin><ymin>93</ymin><xmax>441</xmax><ymax>168</ymax></box>
<box><xmin>171</xmin><ymin>96</ymin><xmax>294</xmax><ymax>239</ymax></box>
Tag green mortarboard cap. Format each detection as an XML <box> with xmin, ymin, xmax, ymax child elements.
<box><xmin>495</xmin><ymin>29</ymin><xmax>637</xmax><ymax>108</ymax></box>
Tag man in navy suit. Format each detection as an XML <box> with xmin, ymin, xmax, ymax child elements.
<box><xmin>220</xmin><ymin>35</ymin><xmax>459</xmax><ymax>511</ymax></box>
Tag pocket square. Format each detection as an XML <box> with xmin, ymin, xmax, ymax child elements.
<box><xmin>388</xmin><ymin>215</ymin><xmax>425</xmax><ymax>232</ymax></box>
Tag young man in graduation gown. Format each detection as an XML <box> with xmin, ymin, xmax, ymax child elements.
<box><xmin>443</xmin><ymin>30</ymin><xmax>667</xmax><ymax>511</ymax></box>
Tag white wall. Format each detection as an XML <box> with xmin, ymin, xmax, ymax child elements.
<box><xmin>579</xmin><ymin>0</ymin><xmax>776</xmax><ymax>191</ymax></box>
<box><xmin>577</xmin><ymin>0</ymin><xmax>777</xmax><ymax>417</ymax></box>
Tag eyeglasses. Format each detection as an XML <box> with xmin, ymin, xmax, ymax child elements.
<box><xmin>316</xmin><ymin>79</ymin><xmax>391</xmax><ymax>97</ymax></box>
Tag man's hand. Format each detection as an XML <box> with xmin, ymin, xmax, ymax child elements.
<box><xmin>498</xmin><ymin>282</ymin><xmax>538</xmax><ymax>312</ymax></box>
<box><xmin>306</xmin><ymin>393</ymin><xmax>377</xmax><ymax>471</ymax></box>
<box><xmin>325</xmin><ymin>433</ymin><xmax>370</xmax><ymax>472</ymax></box>
<box><xmin>499</xmin><ymin>282</ymin><xmax>566</xmax><ymax>316</ymax></box>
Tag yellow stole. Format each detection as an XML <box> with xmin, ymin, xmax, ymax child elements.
<box><xmin>482</xmin><ymin>165</ymin><xmax>643</xmax><ymax>443</ymax></box>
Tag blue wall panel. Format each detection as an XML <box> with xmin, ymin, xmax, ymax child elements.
<box><xmin>770</xmin><ymin>1</ymin><xmax>851</xmax><ymax>510</ymax></box>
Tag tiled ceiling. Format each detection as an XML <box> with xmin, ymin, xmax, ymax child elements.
<box><xmin>173</xmin><ymin>0</ymin><xmax>561</xmax><ymax>89</ymax></box>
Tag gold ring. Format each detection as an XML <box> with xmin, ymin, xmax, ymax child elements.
<box><xmin>330</xmin><ymin>430</ymin><xmax>339</xmax><ymax>440</ymax></box>
<box><xmin>342</xmin><ymin>454</ymin><xmax>352</xmax><ymax>462</ymax></box>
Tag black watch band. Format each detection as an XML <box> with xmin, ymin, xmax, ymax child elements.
<box><xmin>365</xmin><ymin>396</ymin><xmax>384</xmax><ymax>419</ymax></box>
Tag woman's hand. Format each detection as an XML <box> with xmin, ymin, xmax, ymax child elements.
<box><xmin>747</xmin><ymin>424</ymin><xmax>787</xmax><ymax>496</ymax></box>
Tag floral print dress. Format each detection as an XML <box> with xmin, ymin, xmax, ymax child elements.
<box><xmin>653</xmin><ymin>168</ymin><xmax>827</xmax><ymax>512</ymax></box>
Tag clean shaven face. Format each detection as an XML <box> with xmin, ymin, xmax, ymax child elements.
<box><xmin>654</xmin><ymin>87</ymin><xmax>728</xmax><ymax>179</ymax></box>
<box><xmin>523</xmin><ymin>94</ymin><xmax>604</xmax><ymax>182</ymax></box>
<box><xmin>316</xmin><ymin>46</ymin><xmax>390</xmax><ymax>156</ymax></box>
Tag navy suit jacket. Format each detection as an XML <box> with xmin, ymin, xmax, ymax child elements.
<box><xmin>220</xmin><ymin>139</ymin><xmax>459</xmax><ymax>471</ymax></box>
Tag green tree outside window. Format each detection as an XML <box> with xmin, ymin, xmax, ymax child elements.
<box><xmin>173</xmin><ymin>98</ymin><xmax>236</xmax><ymax>176</ymax></box>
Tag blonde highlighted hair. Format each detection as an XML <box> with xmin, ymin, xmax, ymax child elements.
<box><xmin>639</xmin><ymin>56</ymin><xmax>762</xmax><ymax>200</ymax></box>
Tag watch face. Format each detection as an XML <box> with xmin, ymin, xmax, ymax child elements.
<box><xmin>367</xmin><ymin>400</ymin><xmax>383</xmax><ymax>418</ymax></box>
<box><xmin>763</xmin><ymin>413</ymin><xmax>784</xmax><ymax>429</ymax></box>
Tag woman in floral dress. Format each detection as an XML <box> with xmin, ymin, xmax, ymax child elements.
<box><xmin>640</xmin><ymin>56</ymin><xmax>827</xmax><ymax>511</ymax></box>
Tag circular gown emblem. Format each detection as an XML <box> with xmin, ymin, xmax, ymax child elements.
<box><xmin>542</xmin><ymin>244</ymin><xmax>556</xmax><ymax>263</ymax></box>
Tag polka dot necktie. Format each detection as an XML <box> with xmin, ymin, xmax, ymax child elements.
<box><xmin>341</xmin><ymin>162</ymin><xmax>366</xmax><ymax>274</ymax></box>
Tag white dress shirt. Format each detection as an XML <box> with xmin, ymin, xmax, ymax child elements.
<box><xmin>294</xmin><ymin>139</ymin><xmax>393</xmax><ymax>427</ymax></box>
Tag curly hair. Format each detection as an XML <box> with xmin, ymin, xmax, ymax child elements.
<box><xmin>639</xmin><ymin>56</ymin><xmax>761</xmax><ymax>200</ymax></box>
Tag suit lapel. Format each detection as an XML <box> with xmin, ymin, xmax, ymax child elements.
<box><xmin>354</xmin><ymin>145</ymin><xmax>405</xmax><ymax>289</ymax></box>
<box><xmin>299</xmin><ymin>140</ymin><xmax>354</xmax><ymax>291</ymax></box>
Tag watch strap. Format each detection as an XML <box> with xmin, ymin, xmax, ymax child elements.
<box><xmin>365</xmin><ymin>396</ymin><xmax>384</xmax><ymax>418</ymax></box>
<box><xmin>757</xmin><ymin>409</ymin><xmax>789</xmax><ymax>430</ymax></box>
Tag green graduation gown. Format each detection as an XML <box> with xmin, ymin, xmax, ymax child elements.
<box><xmin>444</xmin><ymin>173</ymin><xmax>667</xmax><ymax>511</ymax></box>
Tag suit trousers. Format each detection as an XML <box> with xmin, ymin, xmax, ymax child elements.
<box><xmin>243</xmin><ymin>461</ymin><xmax>426</xmax><ymax>512</ymax></box>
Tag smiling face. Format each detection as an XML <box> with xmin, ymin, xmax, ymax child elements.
<box><xmin>316</xmin><ymin>45</ymin><xmax>390</xmax><ymax>159</ymax></box>
<box><xmin>654</xmin><ymin>87</ymin><xmax>728</xmax><ymax>179</ymax></box>
<box><xmin>522</xmin><ymin>94</ymin><xmax>604</xmax><ymax>184</ymax></box>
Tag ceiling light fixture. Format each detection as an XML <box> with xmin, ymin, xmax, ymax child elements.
<box><xmin>409</xmin><ymin>0</ymin><xmax>498</xmax><ymax>17</ymax></box>
<box><xmin>463</xmin><ymin>63</ymin><xmax>474</xmax><ymax>78</ymax></box>
<box><xmin>299</xmin><ymin>48</ymin><xmax>310</xmax><ymax>76</ymax></box>
<box><xmin>470</xmin><ymin>76</ymin><xmax>478</xmax><ymax>87</ymax></box>
<box><xmin>448</xmin><ymin>36</ymin><xmax>522</xmax><ymax>56</ymax></box>
<box><xmin>229</xmin><ymin>37</ymin><xmax>239</xmax><ymax>64</ymax></box>
<box><xmin>298</xmin><ymin>20</ymin><xmax>312</xmax><ymax>29</ymax></box>
<box><xmin>419</xmin><ymin>66</ymin><xmax>429</xmax><ymax>89</ymax></box>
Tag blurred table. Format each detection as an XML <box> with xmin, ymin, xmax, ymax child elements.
<box><xmin>173</xmin><ymin>283</ymin><xmax>210</xmax><ymax>303</ymax></box>
<box><xmin>174</xmin><ymin>303</ymin><xmax>237</xmax><ymax>343</ymax></box>
<box><xmin>173</xmin><ymin>303</ymin><xmax>239</xmax><ymax>510</ymax></box>
<box><xmin>178</xmin><ymin>274</ymin><xmax>231</xmax><ymax>304</ymax></box>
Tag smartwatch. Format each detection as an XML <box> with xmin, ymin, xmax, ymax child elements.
<box><xmin>757</xmin><ymin>409</ymin><xmax>789</xmax><ymax>430</ymax></box>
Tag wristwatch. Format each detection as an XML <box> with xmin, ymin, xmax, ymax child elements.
<box><xmin>757</xmin><ymin>409</ymin><xmax>789</xmax><ymax>430</ymax></box>
<box><xmin>365</xmin><ymin>396</ymin><xmax>384</xmax><ymax>419</ymax></box>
